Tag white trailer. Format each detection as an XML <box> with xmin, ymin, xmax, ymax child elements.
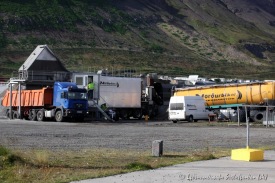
<box><xmin>99</xmin><ymin>76</ymin><xmax>141</xmax><ymax>108</ymax></box>
<box><xmin>71</xmin><ymin>72</ymin><xmax>162</xmax><ymax>119</ymax></box>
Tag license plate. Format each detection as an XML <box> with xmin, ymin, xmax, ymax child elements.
<box><xmin>77</xmin><ymin>111</ymin><xmax>82</xmax><ymax>114</ymax></box>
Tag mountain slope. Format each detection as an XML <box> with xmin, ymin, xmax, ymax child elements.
<box><xmin>1</xmin><ymin>0</ymin><xmax>275</xmax><ymax>79</ymax></box>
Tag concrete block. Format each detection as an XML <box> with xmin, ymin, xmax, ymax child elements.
<box><xmin>152</xmin><ymin>140</ymin><xmax>163</xmax><ymax>157</ymax></box>
<box><xmin>231</xmin><ymin>148</ymin><xmax>264</xmax><ymax>161</ymax></box>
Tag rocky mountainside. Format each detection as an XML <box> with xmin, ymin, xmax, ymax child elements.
<box><xmin>1</xmin><ymin>0</ymin><xmax>275</xmax><ymax>79</ymax></box>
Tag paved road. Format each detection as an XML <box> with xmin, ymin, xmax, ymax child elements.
<box><xmin>72</xmin><ymin>150</ymin><xmax>275</xmax><ymax>183</ymax></box>
<box><xmin>0</xmin><ymin>119</ymin><xmax>275</xmax><ymax>152</ymax></box>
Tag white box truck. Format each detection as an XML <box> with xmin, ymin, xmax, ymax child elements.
<box><xmin>71</xmin><ymin>72</ymin><xmax>163</xmax><ymax>119</ymax></box>
<box><xmin>168</xmin><ymin>96</ymin><xmax>212</xmax><ymax>123</ymax></box>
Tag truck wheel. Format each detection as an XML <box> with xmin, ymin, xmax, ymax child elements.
<box><xmin>55</xmin><ymin>111</ymin><xmax>64</xmax><ymax>122</ymax></box>
<box><xmin>252</xmin><ymin>112</ymin><xmax>264</xmax><ymax>123</ymax></box>
<box><xmin>29</xmin><ymin>110</ymin><xmax>37</xmax><ymax>121</ymax></box>
<box><xmin>172</xmin><ymin>120</ymin><xmax>178</xmax><ymax>123</ymax></box>
<box><xmin>188</xmin><ymin>115</ymin><xmax>194</xmax><ymax>122</ymax></box>
<box><xmin>13</xmin><ymin>111</ymin><xmax>19</xmax><ymax>119</ymax></box>
<box><xmin>23</xmin><ymin>111</ymin><xmax>29</xmax><ymax>120</ymax></box>
<box><xmin>37</xmin><ymin>110</ymin><xmax>45</xmax><ymax>121</ymax></box>
<box><xmin>6</xmin><ymin>109</ymin><xmax>12</xmax><ymax>118</ymax></box>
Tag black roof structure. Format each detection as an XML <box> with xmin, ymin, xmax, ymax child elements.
<box><xmin>18</xmin><ymin>45</ymin><xmax>70</xmax><ymax>89</ymax></box>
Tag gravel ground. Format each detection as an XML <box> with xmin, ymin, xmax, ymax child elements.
<box><xmin>1</xmin><ymin>118</ymin><xmax>275</xmax><ymax>152</ymax></box>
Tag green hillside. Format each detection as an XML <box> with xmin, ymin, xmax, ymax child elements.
<box><xmin>1</xmin><ymin>0</ymin><xmax>275</xmax><ymax>79</ymax></box>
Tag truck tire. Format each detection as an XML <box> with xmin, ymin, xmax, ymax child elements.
<box><xmin>172</xmin><ymin>120</ymin><xmax>178</xmax><ymax>123</ymax></box>
<box><xmin>188</xmin><ymin>115</ymin><xmax>194</xmax><ymax>122</ymax></box>
<box><xmin>252</xmin><ymin>112</ymin><xmax>264</xmax><ymax>123</ymax></box>
<box><xmin>37</xmin><ymin>110</ymin><xmax>45</xmax><ymax>121</ymax></box>
<box><xmin>13</xmin><ymin>111</ymin><xmax>19</xmax><ymax>119</ymax></box>
<box><xmin>55</xmin><ymin>110</ymin><xmax>64</xmax><ymax>122</ymax></box>
<box><xmin>29</xmin><ymin>110</ymin><xmax>37</xmax><ymax>121</ymax></box>
<box><xmin>6</xmin><ymin>109</ymin><xmax>12</xmax><ymax>119</ymax></box>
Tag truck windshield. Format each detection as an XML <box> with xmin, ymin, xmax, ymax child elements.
<box><xmin>67</xmin><ymin>92</ymin><xmax>87</xmax><ymax>100</ymax></box>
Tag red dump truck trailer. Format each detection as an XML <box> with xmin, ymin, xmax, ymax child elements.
<box><xmin>2</xmin><ymin>87</ymin><xmax>53</xmax><ymax>108</ymax></box>
<box><xmin>2</xmin><ymin>87</ymin><xmax>53</xmax><ymax>119</ymax></box>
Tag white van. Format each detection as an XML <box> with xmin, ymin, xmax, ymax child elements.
<box><xmin>168</xmin><ymin>96</ymin><xmax>212</xmax><ymax>123</ymax></box>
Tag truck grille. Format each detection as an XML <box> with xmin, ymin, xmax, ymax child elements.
<box><xmin>75</xmin><ymin>103</ymin><xmax>84</xmax><ymax>109</ymax></box>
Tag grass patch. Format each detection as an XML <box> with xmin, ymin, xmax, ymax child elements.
<box><xmin>0</xmin><ymin>145</ymin><xmax>9</xmax><ymax>156</ymax></box>
<box><xmin>126</xmin><ymin>162</ymin><xmax>152</xmax><ymax>171</ymax></box>
<box><xmin>0</xmin><ymin>146</ymin><xmax>231</xmax><ymax>183</ymax></box>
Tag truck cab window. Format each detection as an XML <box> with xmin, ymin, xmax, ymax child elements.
<box><xmin>61</xmin><ymin>92</ymin><xmax>68</xmax><ymax>99</ymax></box>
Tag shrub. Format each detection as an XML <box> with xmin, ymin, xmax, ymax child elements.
<box><xmin>0</xmin><ymin>145</ymin><xmax>9</xmax><ymax>156</ymax></box>
<box><xmin>148</xmin><ymin>43</ymin><xmax>164</xmax><ymax>53</ymax></box>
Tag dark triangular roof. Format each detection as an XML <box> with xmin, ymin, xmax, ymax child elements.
<box><xmin>19</xmin><ymin>45</ymin><xmax>68</xmax><ymax>72</ymax></box>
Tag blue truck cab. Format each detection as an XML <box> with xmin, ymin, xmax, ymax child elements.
<box><xmin>53</xmin><ymin>82</ymin><xmax>88</xmax><ymax>122</ymax></box>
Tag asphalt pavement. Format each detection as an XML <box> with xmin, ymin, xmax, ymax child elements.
<box><xmin>72</xmin><ymin>150</ymin><xmax>275</xmax><ymax>183</ymax></box>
